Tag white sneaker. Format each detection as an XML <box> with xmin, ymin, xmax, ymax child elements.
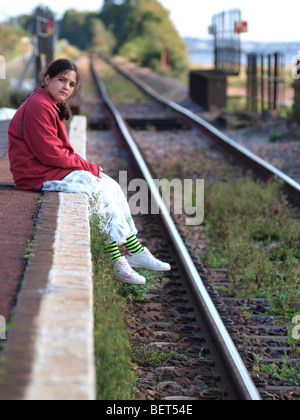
<box><xmin>113</xmin><ymin>257</ymin><xmax>146</xmax><ymax>285</ymax></box>
<box><xmin>125</xmin><ymin>248</ymin><xmax>171</xmax><ymax>272</ymax></box>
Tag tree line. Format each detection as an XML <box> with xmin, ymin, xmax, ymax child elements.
<box><xmin>1</xmin><ymin>0</ymin><xmax>188</xmax><ymax>77</ymax></box>
<box><xmin>97</xmin><ymin>0</ymin><xmax>188</xmax><ymax>76</ymax></box>
<box><xmin>60</xmin><ymin>0</ymin><xmax>188</xmax><ymax>76</ymax></box>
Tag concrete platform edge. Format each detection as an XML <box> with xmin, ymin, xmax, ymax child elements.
<box><xmin>24</xmin><ymin>116</ymin><xmax>96</xmax><ymax>400</ymax></box>
<box><xmin>0</xmin><ymin>116</ymin><xmax>96</xmax><ymax>400</ymax></box>
<box><xmin>24</xmin><ymin>191</ymin><xmax>96</xmax><ymax>400</ymax></box>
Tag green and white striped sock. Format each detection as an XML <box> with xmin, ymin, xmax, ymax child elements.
<box><xmin>125</xmin><ymin>234</ymin><xmax>144</xmax><ymax>255</ymax></box>
<box><xmin>104</xmin><ymin>242</ymin><xmax>122</xmax><ymax>262</ymax></box>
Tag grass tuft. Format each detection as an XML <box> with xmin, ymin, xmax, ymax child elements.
<box><xmin>90</xmin><ymin>200</ymin><xmax>163</xmax><ymax>400</ymax></box>
<box><xmin>203</xmin><ymin>177</ymin><xmax>300</xmax><ymax>320</ymax></box>
<box><xmin>90</xmin><ymin>207</ymin><xmax>136</xmax><ymax>400</ymax></box>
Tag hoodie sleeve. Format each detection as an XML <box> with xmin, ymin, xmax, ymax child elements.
<box><xmin>23</xmin><ymin>101</ymin><xmax>99</xmax><ymax>176</ymax></box>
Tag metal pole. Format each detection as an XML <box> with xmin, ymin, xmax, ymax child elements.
<box><xmin>237</xmin><ymin>9</ymin><xmax>241</xmax><ymax>75</ymax></box>
<box><xmin>246</xmin><ymin>55</ymin><xmax>251</xmax><ymax>110</ymax></box>
<box><xmin>261</xmin><ymin>55</ymin><xmax>264</xmax><ymax>113</ymax></box>
<box><xmin>253</xmin><ymin>54</ymin><xmax>258</xmax><ymax>112</ymax></box>
<box><xmin>280</xmin><ymin>54</ymin><xmax>284</xmax><ymax>107</ymax></box>
<box><xmin>221</xmin><ymin>11</ymin><xmax>225</xmax><ymax>71</ymax></box>
<box><xmin>274</xmin><ymin>52</ymin><xmax>278</xmax><ymax>110</ymax></box>
<box><xmin>16</xmin><ymin>50</ymin><xmax>35</xmax><ymax>92</ymax></box>
<box><xmin>214</xmin><ymin>15</ymin><xmax>218</xmax><ymax>69</ymax></box>
<box><xmin>268</xmin><ymin>54</ymin><xmax>272</xmax><ymax>110</ymax></box>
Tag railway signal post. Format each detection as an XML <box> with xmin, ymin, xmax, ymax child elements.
<box><xmin>35</xmin><ymin>9</ymin><xmax>55</xmax><ymax>85</ymax></box>
<box><xmin>190</xmin><ymin>9</ymin><xmax>248</xmax><ymax>111</ymax></box>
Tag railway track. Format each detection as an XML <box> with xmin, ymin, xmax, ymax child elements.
<box><xmin>104</xmin><ymin>56</ymin><xmax>300</xmax><ymax>204</ymax></box>
<box><xmin>86</xmin><ymin>57</ymin><xmax>263</xmax><ymax>401</ymax></box>
<box><xmin>2</xmin><ymin>53</ymin><xmax>297</xmax><ymax>400</ymax></box>
<box><xmin>87</xmin><ymin>55</ymin><xmax>300</xmax><ymax>401</ymax></box>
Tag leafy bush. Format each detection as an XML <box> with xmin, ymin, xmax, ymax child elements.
<box><xmin>100</xmin><ymin>0</ymin><xmax>188</xmax><ymax>77</ymax></box>
<box><xmin>60</xmin><ymin>10</ymin><xmax>116</xmax><ymax>55</ymax></box>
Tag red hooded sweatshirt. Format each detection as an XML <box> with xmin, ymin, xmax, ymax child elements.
<box><xmin>8</xmin><ymin>87</ymin><xmax>99</xmax><ymax>191</ymax></box>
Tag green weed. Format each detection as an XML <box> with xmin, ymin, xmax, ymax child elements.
<box><xmin>269</xmin><ymin>128</ymin><xmax>282</xmax><ymax>143</ymax></box>
<box><xmin>260</xmin><ymin>356</ymin><xmax>300</xmax><ymax>386</ymax></box>
<box><xmin>90</xmin><ymin>198</ymin><xmax>164</xmax><ymax>400</ymax></box>
<box><xmin>203</xmin><ymin>177</ymin><xmax>300</xmax><ymax>320</ymax></box>
<box><xmin>132</xmin><ymin>345</ymin><xmax>184</xmax><ymax>367</ymax></box>
<box><xmin>90</xmin><ymin>204</ymin><xmax>136</xmax><ymax>400</ymax></box>
<box><xmin>96</xmin><ymin>61</ymin><xmax>146</xmax><ymax>104</ymax></box>
<box><xmin>121</xmin><ymin>269</ymin><xmax>163</xmax><ymax>303</ymax></box>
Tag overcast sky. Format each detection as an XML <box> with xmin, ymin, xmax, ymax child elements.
<box><xmin>1</xmin><ymin>0</ymin><xmax>299</xmax><ymax>42</ymax></box>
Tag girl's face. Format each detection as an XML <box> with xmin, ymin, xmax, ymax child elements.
<box><xmin>44</xmin><ymin>70</ymin><xmax>77</xmax><ymax>104</ymax></box>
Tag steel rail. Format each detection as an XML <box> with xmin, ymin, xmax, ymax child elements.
<box><xmin>91</xmin><ymin>59</ymin><xmax>261</xmax><ymax>401</ymax></box>
<box><xmin>105</xmin><ymin>57</ymin><xmax>300</xmax><ymax>197</ymax></box>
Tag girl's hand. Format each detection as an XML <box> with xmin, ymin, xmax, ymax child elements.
<box><xmin>98</xmin><ymin>166</ymin><xmax>103</xmax><ymax>179</ymax></box>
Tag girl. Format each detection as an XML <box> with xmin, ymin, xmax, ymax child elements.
<box><xmin>8</xmin><ymin>58</ymin><xmax>170</xmax><ymax>285</ymax></box>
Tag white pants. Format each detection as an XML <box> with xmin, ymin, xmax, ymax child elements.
<box><xmin>42</xmin><ymin>171</ymin><xmax>138</xmax><ymax>246</ymax></box>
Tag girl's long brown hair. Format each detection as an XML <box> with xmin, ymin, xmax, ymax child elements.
<box><xmin>43</xmin><ymin>59</ymin><xmax>80</xmax><ymax>121</ymax></box>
